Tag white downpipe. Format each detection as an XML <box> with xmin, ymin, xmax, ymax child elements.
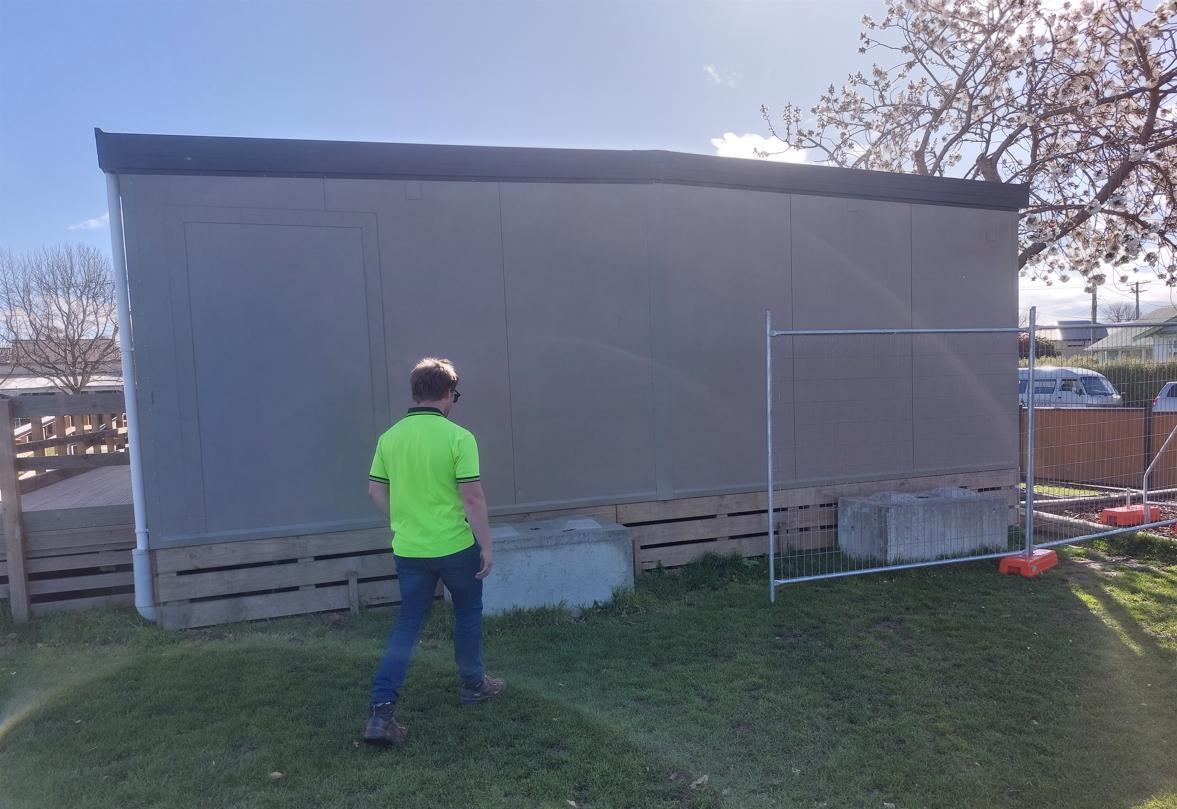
<box><xmin>105</xmin><ymin>173</ymin><xmax>156</xmax><ymax>622</ymax></box>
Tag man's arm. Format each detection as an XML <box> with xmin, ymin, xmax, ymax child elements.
<box><xmin>459</xmin><ymin>480</ymin><xmax>493</xmax><ymax>579</ymax></box>
<box><xmin>368</xmin><ymin>481</ymin><xmax>390</xmax><ymax>517</ymax></box>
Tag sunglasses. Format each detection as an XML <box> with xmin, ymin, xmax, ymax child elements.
<box><xmin>452</xmin><ymin>389</ymin><xmax>461</xmax><ymax>403</ymax></box>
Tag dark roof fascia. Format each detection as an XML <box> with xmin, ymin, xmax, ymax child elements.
<box><xmin>95</xmin><ymin>129</ymin><xmax>1030</xmax><ymax>211</ymax></box>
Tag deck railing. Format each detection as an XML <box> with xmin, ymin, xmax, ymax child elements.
<box><xmin>1</xmin><ymin>391</ymin><xmax>131</xmax><ymax>622</ymax></box>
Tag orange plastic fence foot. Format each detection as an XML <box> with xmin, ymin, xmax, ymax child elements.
<box><xmin>998</xmin><ymin>549</ymin><xmax>1058</xmax><ymax>578</ymax></box>
<box><xmin>1098</xmin><ymin>505</ymin><xmax>1161</xmax><ymax>527</ymax></box>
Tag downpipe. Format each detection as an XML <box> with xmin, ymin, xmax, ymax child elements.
<box><xmin>105</xmin><ymin>173</ymin><xmax>156</xmax><ymax>622</ymax></box>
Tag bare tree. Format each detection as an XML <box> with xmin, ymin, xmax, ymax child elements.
<box><xmin>1101</xmin><ymin>300</ymin><xmax>1139</xmax><ymax>321</ymax></box>
<box><xmin>0</xmin><ymin>245</ymin><xmax>120</xmax><ymax>394</ymax></box>
<box><xmin>762</xmin><ymin>0</ymin><xmax>1177</xmax><ymax>293</ymax></box>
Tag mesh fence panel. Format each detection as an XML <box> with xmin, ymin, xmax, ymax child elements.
<box><xmin>767</xmin><ymin>319</ymin><xmax>1024</xmax><ymax>592</ymax></box>
<box><xmin>1027</xmin><ymin>322</ymin><xmax>1177</xmax><ymax>548</ymax></box>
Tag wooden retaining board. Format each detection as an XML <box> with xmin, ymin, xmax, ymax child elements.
<box><xmin>623</xmin><ymin>469</ymin><xmax>1017</xmax><ymax>572</ymax></box>
<box><xmin>148</xmin><ymin>469</ymin><xmax>1016</xmax><ymax>629</ymax></box>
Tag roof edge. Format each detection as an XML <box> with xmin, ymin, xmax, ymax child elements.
<box><xmin>95</xmin><ymin>128</ymin><xmax>1030</xmax><ymax>211</ymax></box>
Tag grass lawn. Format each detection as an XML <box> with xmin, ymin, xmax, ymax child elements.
<box><xmin>1018</xmin><ymin>482</ymin><xmax>1108</xmax><ymax>498</ymax></box>
<box><xmin>2</xmin><ymin>539</ymin><xmax>1176</xmax><ymax>809</ymax></box>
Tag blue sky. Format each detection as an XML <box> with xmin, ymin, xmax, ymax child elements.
<box><xmin>1</xmin><ymin>0</ymin><xmax>1161</xmax><ymax>323</ymax></box>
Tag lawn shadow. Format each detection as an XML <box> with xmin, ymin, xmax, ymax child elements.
<box><xmin>0</xmin><ymin>645</ymin><xmax>717</xmax><ymax>809</ymax></box>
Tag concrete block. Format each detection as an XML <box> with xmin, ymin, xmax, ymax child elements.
<box><xmin>838</xmin><ymin>487</ymin><xmax>1008</xmax><ymax>564</ymax></box>
<box><xmin>450</xmin><ymin>517</ymin><xmax>633</xmax><ymax>615</ymax></box>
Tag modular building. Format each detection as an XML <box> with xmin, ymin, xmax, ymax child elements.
<box><xmin>94</xmin><ymin>130</ymin><xmax>1027</xmax><ymax>627</ymax></box>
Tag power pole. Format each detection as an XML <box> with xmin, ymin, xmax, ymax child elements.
<box><xmin>1132</xmin><ymin>280</ymin><xmax>1152</xmax><ymax>320</ymax></box>
<box><xmin>1091</xmin><ymin>287</ymin><xmax>1097</xmax><ymax>345</ymax></box>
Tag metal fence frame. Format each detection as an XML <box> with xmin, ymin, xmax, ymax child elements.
<box><xmin>765</xmin><ymin>306</ymin><xmax>1177</xmax><ymax>602</ymax></box>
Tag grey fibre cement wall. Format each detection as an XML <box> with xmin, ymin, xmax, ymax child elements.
<box><xmin>116</xmin><ymin>171</ymin><xmax>1018</xmax><ymax>549</ymax></box>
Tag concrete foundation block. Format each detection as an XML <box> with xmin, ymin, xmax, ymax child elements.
<box><xmin>838</xmin><ymin>487</ymin><xmax>1008</xmax><ymax>564</ymax></box>
<box><xmin>450</xmin><ymin>517</ymin><xmax>633</xmax><ymax>615</ymax></box>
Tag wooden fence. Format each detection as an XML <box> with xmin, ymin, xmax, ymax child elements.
<box><xmin>1020</xmin><ymin>408</ymin><xmax>1177</xmax><ymax>489</ymax></box>
<box><xmin>0</xmin><ymin>391</ymin><xmax>135</xmax><ymax>622</ymax></box>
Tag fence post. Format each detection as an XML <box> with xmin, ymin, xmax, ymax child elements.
<box><xmin>766</xmin><ymin>309</ymin><xmax>776</xmax><ymax>604</ymax></box>
<box><xmin>1144</xmin><ymin>400</ymin><xmax>1154</xmax><ymax>479</ymax></box>
<box><xmin>1025</xmin><ymin>307</ymin><xmax>1036</xmax><ymax>557</ymax></box>
<box><xmin>0</xmin><ymin>397</ymin><xmax>30</xmax><ymax>622</ymax></box>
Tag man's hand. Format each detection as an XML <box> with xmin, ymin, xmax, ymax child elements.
<box><xmin>476</xmin><ymin>547</ymin><xmax>494</xmax><ymax>580</ymax></box>
<box><xmin>460</xmin><ymin>480</ymin><xmax>494</xmax><ymax>580</ymax></box>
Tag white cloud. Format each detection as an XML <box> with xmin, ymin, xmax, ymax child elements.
<box><xmin>68</xmin><ymin>212</ymin><xmax>109</xmax><ymax>231</ymax></box>
<box><xmin>703</xmin><ymin>64</ymin><xmax>738</xmax><ymax>87</ymax></box>
<box><xmin>710</xmin><ymin>132</ymin><xmax>808</xmax><ymax>163</ymax></box>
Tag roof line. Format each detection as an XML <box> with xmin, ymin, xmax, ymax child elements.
<box><xmin>94</xmin><ymin>129</ymin><xmax>1029</xmax><ymax>211</ymax></box>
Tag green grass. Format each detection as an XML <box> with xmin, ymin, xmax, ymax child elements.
<box><xmin>1019</xmin><ymin>482</ymin><xmax>1107</xmax><ymax>498</ymax></box>
<box><xmin>2</xmin><ymin>543</ymin><xmax>1177</xmax><ymax>809</ymax></box>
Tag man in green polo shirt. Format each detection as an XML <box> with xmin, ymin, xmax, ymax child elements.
<box><xmin>362</xmin><ymin>357</ymin><xmax>505</xmax><ymax>746</ymax></box>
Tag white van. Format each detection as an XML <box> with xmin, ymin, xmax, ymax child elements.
<box><xmin>1152</xmin><ymin>382</ymin><xmax>1177</xmax><ymax>412</ymax></box>
<box><xmin>1018</xmin><ymin>366</ymin><xmax>1122</xmax><ymax>408</ymax></box>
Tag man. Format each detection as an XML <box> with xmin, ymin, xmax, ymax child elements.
<box><xmin>362</xmin><ymin>357</ymin><xmax>505</xmax><ymax>746</ymax></box>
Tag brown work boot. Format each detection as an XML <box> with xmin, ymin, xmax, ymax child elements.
<box><xmin>459</xmin><ymin>675</ymin><xmax>506</xmax><ymax>706</ymax></box>
<box><xmin>362</xmin><ymin>702</ymin><xmax>409</xmax><ymax>746</ymax></box>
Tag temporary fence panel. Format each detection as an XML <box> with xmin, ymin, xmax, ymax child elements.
<box><xmin>1024</xmin><ymin>319</ymin><xmax>1177</xmax><ymax>549</ymax></box>
<box><xmin>766</xmin><ymin>313</ymin><xmax>1024</xmax><ymax>599</ymax></box>
<box><xmin>766</xmin><ymin>309</ymin><xmax>1177</xmax><ymax>600</ymax></box>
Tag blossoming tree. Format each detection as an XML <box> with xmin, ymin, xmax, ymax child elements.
<box><xmin>762</xmin><ymin>0</ymin><xmax>1176</xmax><ymax>292</ymax></box>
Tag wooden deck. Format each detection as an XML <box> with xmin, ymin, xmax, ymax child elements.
<box><xmin>21</xmin><ymin>466</ymin><xmax>133</xmax><ymax>511</ymax></box>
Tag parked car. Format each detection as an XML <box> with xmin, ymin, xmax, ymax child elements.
<box><xmin>1153</xmin><ymin>382</ymin><xmax>1177</xmax><ymax>412</ymax></box>
<box><xmin>1018</xmin><ymin>366</ymin><xmax>1122</xmax><ymax>408</ymax></box>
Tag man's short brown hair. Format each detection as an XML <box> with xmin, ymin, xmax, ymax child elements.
<box><xmin>410</xmin><ymin>357</ymin><xmax>459</xmax><ymax>402</ymax></box>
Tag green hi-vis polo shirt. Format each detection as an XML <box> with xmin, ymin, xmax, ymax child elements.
<box><xmin>369</xmin><ymin>407</ymin><xmax>481</xmax><ymax>558</ymax></box>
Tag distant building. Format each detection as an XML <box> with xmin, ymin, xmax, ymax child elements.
<box><xmin>1039</xmin><ymin>320</ymin><xmax>1108</xmax><ymax>357</ymax></box>
<box><xmin>0</xmin><ymin>338</ymin><xmax>122</xmax><ymax>395</ymax></box>
<box><xmin>1085</xmin><ymin>306</ymin><xmax>1177</xmax><ymax>362</ymax></box>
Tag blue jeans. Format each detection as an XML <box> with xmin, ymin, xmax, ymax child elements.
<box><xmin>369</xmin><ymin>543</ymin><xmax>484</xmax><ymax>705</ymax></box>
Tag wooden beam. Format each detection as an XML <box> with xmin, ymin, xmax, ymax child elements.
<box><xmin>22</xmin><ymin>504</ymin><xmax>133</xmax><ymax>532</ymax></box>
<box><xmin>0</xmin><ymin>398</ymin><xmax>30</xmax><ymax>622</ymax></box>
<box><xmin>8</xmin><ymin>391</ymin><xmax>126</xmax><ymax>420</ymax></box>
<box><xmin>152</xmin><ymin>528</ymin><xmax>391</xmax><ymax>573</ymax></box>
<box><xmin>28</xmin><ymin>570</ymin><xmax>134</xmax><ymax>596</ymax></box>
<box><xmin>19</xmin><ymin>427</ymin><xmax>123</xmax><ymax>454</ymax></box>
<box><xmin>157</xmin><ymin>578</ymin><xmax>402</xmax><ymax>629</ymax></box>
<box><xmin>16</xmin><ymin>452</ymin><xmax>129</xmax><ymax>472</ymax></box>
<box><xmin>24</xmin><ymin>525</ymin><xmax>135</xmax><ymax>555</ymax></box>
<box><xmin>31</xmin><ymin>592</ymin><xmax>134</xmax><ymax>616</ymax></box>
<box><xmin>156</xmin><ymin>553</ymin><xmax>396</xmax><ymax>601</ymax></box>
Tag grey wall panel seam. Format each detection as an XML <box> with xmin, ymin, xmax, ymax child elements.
<box><xmin>649</xmin><ymin>185</ymin><xmax>673</xmax><ymax>500</ymax></box>
<box><xmin>788</xmin><ymin>193</ymin><xmax>798</xmax><ymax>482</ymax></box>
<box><xmin>909</xmin><ymin>204</ymin><xmax>916</xmax><ymax>474</ymax></box>
<box><xmin>179</xmin><ymin>221</ymin><xmax>210</xmax><ymax>535</ymax></box>
<box><xmin>362</xmin><ymin>215</ymin><xmax>391</xmax><ymax>449</ymax></box>
<box><xmin>496</xmin><ymin>183</ymin><xmax>520</xmax><ymax>506</ymax></box>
